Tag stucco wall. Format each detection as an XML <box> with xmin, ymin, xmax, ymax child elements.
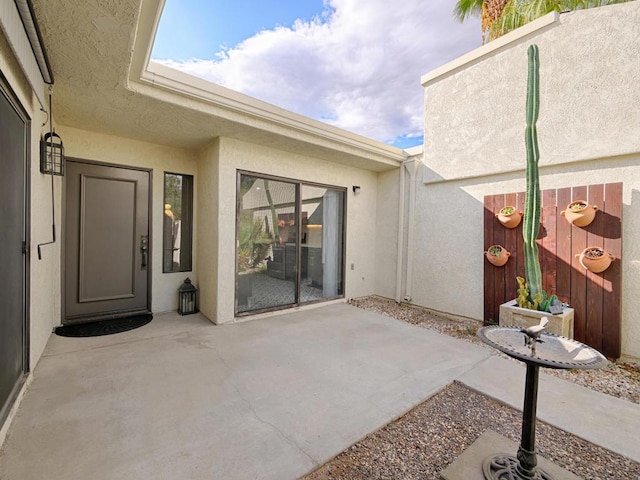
<box><xmin>58</xmin><ymin>126</ymin><xmax>198</xmax><ymax>313</ymax></box>
<box><xmin>375</xmin><ymin>168</ymin><xmax>400</xmax><ymax>299</ymax></box>
<box><xmin>0</xmin><ymin>29</ymin><xmax>61</xmax><ymax>376</ymax></box>
<box><xmin>198</xmin><ymin>136</ymin><xmax>379</xmax><ymax>324</ymax></box>
<box><xmin>196</xmin><ymin>139</ymin><xmax>220</xmax><ymax>321</ymax></box>
<box><xmin>417</xmin><ymin>2</ymin><xmax>640</xmax><ymax>361</ymax></box>
<box><xmin>423</xmin><ymin>4</ymin><xmax>640</xmax><ymax>180</ymax></box>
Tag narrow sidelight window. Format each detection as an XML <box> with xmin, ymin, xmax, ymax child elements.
<box><xmin>163</xmin><ymin>172</ymin><xmax>193</xmax><ymax>272</ymax></box>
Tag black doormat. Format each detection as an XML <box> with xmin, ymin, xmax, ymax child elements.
<box><xmin>55</xmin><ymin>314</ymin><xmax>153</xmax><ymax>338</ymax></box>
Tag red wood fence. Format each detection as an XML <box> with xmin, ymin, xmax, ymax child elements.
<box><xmin>484</xmin><ymin>183</ymin><xmax>622</xmax><ymax>359</ymax></box>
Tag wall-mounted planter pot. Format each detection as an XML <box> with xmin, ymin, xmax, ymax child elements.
<box><xmin>485</xmin><ymin>245</ymin><xmax>510</xmax><ymax>267</ymax></box>
<box><xmin>496</xmin><ymin>206</ymin><xmax>523</xmax><ymax>229</ymax></box>
<box><xmin>561</xmin><ymin>200</ymin><xmax>598</xmax><ymax>227</ymax></box>
<box><xmin>576</xmin><ymin>246</ymin><xmax>615</xmax><ymax>273</ymax></box>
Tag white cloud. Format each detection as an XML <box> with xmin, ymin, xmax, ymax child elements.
<box><xmin>156</xmin><ymin>0</ymin><xmax>481</xmax><ymax>144</ymax></box>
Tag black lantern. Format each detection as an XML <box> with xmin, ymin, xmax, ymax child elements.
<box><xmin>178</xmin><ymin>277</ymin><xmax>198</xmax><ymax>315</ymax></box>
<box><xmin>40</xmin><ymin>131</ymin><xmax>64</xmax><ymax>176</ymax></box>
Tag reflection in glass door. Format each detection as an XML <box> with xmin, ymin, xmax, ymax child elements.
<box><xmin>300</xmin><ymin>186</ymin><xmax>345</xmax><ymax>301</ymax></box>
<box><xmin>237</xmin><ymin>174</ymin><xmax>297</xmax><ymax>313</ymax></box>
<box><xmin>236</xmin><ymin>173</ymin><xmax>345</xmax><ymax>315</ymax></box>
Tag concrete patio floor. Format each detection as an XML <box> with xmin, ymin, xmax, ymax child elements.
<box><xmin>0</xmin><ymin>303</ymin><xmax>638</xmax><ymax>479</ymax></box>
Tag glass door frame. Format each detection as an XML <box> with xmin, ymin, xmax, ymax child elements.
<box><xmin>235</xmin><ymin>170</ymin><xmax>347</xmax><ymax>316</ymax></box>
<box><xmin>0</xmin><ymin>72</ymin><xmax>31</xmax><ymax>429</ymax></box>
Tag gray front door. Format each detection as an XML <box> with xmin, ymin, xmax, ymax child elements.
<box><xmin>65</xmin><ymin>160</ymin><xmax>150</xmax><ymax>323</ymax></box>
<box><xmin>0</xmin><ymin>79</ymin><xmax>29</xmax><ymax>426</ymax></box>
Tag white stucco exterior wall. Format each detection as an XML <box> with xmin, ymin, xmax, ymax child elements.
<box><xmin>195</xmin><ymin>139</ymin><xmax>220</xmax><ymax>322</ymax></box>
<box><xmin>58</xmin><ymin>126</ymin><xmax>199</xmax><ymax>314</ymax></box>
<box><xmin>197</xmin><ymin>136</ymin><xmax>379</xmax><ymax>324</ymax></box>
<box><xmin>417</xmin><ymin>2</ymin><xmax>640</xmax><ymax>361</ymax></box>
<box><xmin>375</xmin><ymin>168</ymin><xmax>400</xmax><ymax>299</ymax></box>
<box><xmin>0</xmin><ymin>28</ymin><xmax>59</xmax><ymax>372</ymax></box>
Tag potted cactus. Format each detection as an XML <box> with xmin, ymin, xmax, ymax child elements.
<box><xmin>518</xmin><ymin>44</ymin><xmax>557</xmax><ymax>313</ymax></box>
<box><xmin>498</xmin><ymin>45</ymin><xmax>575</xmax><ymax>337</ymax></box>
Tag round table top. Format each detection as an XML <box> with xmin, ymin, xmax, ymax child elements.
<box><xmin>477</xmin><ymin>326</ymin><xmax>608</xmax><ymax>370</ymax></box>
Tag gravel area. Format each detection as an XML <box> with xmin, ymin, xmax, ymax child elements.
<box><xmin>303</xmin><ymin>382</ymin><xmax>640</xmax><ymax>480</ymax></box>
<box><xmin>300</xmin><ymin>296</ymin><xmax>640</xmax><ymax>480</ymax></box>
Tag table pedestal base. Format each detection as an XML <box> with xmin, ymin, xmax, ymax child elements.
<box><xmin>482</xmin><ymin>454</ymin><xmax>553</xmax><ymax>480</ymax></box>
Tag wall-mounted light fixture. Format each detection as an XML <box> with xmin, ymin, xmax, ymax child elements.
<box><xmin>352</xmin><ymin>185</ymin><xmax>361</xmax><ymax>194</ymax></box>
<box><xmin>40</xmin><ymin>87</ymin><xmax>64</xmax><ymax>176</ymax></box>
<box><xmin>40</xmin><ymin>131</ymin><xmax>64</xmax><ymax>176</ymax></box>
<box><xmin>37</xmin><ymin>87</ymin><xmax>63</xmax><ymax>259</ymax></box>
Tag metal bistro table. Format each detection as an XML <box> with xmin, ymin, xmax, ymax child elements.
<box><xmin>476</xmin><ymin>325</ymin><xmax>608</xmax><ymax>480</ymax></box>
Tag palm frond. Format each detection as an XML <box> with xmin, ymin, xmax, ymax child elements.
<box><xmin>453</xmin><ymin>0</ymin><xmax>485</xmax><ymax>21</ymax></box>
<box><xmin>459</xmin><ymin>0</ymin><xmax>634</xmax><ymax>42</ymax></box>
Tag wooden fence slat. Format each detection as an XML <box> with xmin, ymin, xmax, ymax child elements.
<box><xmin>556</xmin><ymin>188</ymin><xmax>573</xmax><ymax>305</ymax></box>
<box><xmin>503</xmin><ymin>193</ymin><xmax>519</xmax><ymax>300</ymax></box>
<box><xmin>603</xmin><ymin>183</ymin><xmax>623</xmax><ymax>358</ymax></box>
<box><xmin>541</xmin><ymin>190</ymin><xmax>557</xmax><ymax>297</ymax></box>
<box><xmin>493</xmin><ymin>195</ymin><xmax>507</xmax><ymax>314</ymax></box>
<box><xmin>585</xmin><ymin>184</ymin><xmax>605</xmax><ymax>352</ymax></box>
<box><xmin>484</xmin><ymin>195</ymin><xmax>497</xmax><ymax>325</ymax></box>
<box><xmin>515</xmin><ymin>192</ymin><xmax>527</xmax><ymax>281</ymax></box>
<box><xmin>570</xmin><ymin>185</ymin><xmax>588</xmax><ymax>343</ymax></box>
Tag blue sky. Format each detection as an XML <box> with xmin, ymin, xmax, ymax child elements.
<box><xmin>154</xmin><ymin>1</ymin><xmax>327</xmax><ymax>61</ymax></box>
<box><xmin>153</xmin><ymin>0</ymin><xmax>481</xmax><ymax>149</ymax></box>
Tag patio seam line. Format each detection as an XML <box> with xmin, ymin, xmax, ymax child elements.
<box><xmin>42</xmin><ymin>328</ymin><xmax>211</xmax><ymax>357</ymax></box>
<box><xmin>453</xmin><ymin>355</ymin><xmax>506</xmax><ymax>397</ymax></box>
<box><xmin>365</xmin><ymin>362</ymin><xmax>474</xmax><ymax>408</ymax></box>
<box><xmin>209</xmin><ymin>344</ymin><xmax>319</xmax><ymax>467</ymax></box>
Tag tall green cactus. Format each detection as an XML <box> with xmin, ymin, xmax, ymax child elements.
<box><xmin>523</xmin><ymin>44</ymin><xmax>543</xmax><ymax>303</ymax></box>
<box><xmin>516</xmin><ymin>44</ymin><xmax>558</xmax><ymax>313</ymax></box>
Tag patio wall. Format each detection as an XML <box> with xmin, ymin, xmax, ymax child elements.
<box><xmin>198</xmin><ymin>136</ymin><xmax>380</xmax><ymax>324</ymax></box>
<box><xmin>415</xmin><ymin>2</ymin><xmax>640</xmax><ymax>361</ymax></box>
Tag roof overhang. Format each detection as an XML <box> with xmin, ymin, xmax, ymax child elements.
<box><xmin>14</xmin><ymin>0</ymin><xmax>53</xmax><ymax>84</ymax></box>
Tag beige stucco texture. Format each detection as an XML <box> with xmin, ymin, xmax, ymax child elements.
<box><xmin>417</xmin><ymin>2</ymin><xmax>640</xmax><ymax>361</ymax></box>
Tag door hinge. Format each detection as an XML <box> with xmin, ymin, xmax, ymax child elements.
<box><xmin>22</xmin><ymin>241</ymin><xmax>28</xmax><ymax>255</ymax></box>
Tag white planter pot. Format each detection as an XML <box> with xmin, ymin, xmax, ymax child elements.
<box><xmin>499</xmin><ymin>300</ymin><xmax>574</xmax><ymax>339</ymax></box>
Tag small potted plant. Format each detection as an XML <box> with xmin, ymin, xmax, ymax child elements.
<box><xmin>485</xmin><ymin>244</ymin><xmax>510</xmax><ymax>267</ymax></box>
<box><xmin>561</xmin><ymin>200</ymin><xmax>598</xmax><ymax>227</ymax></box>
<box><xmin>496</xmin><ymin>206</ymin><xmax>523</xmax><ymax>228</ymax></box>
<box><xmin>576</xmin><ymin>246</ymin><xmax>615</xmax><ymax>273</ymax></box>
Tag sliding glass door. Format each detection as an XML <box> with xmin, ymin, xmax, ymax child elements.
<box><xmin>300</xmin><ymin>185</ymin><xmax>344</xmax><ymax>300</ymax></box>
<box><xmin>236</xmin><ymin>172</ymin><xmax>345</xmax><ymax>315</ymax></box>
<box><xmin>237</xmin><ymin>175</ymin><xmax>297</xmax><ymax>313</ymax></box>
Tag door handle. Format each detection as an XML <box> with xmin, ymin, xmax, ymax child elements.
<box><xmin>140</xmin><ymin>235</ymin><xmax>148</xmax><ymax>269</ymax></box>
